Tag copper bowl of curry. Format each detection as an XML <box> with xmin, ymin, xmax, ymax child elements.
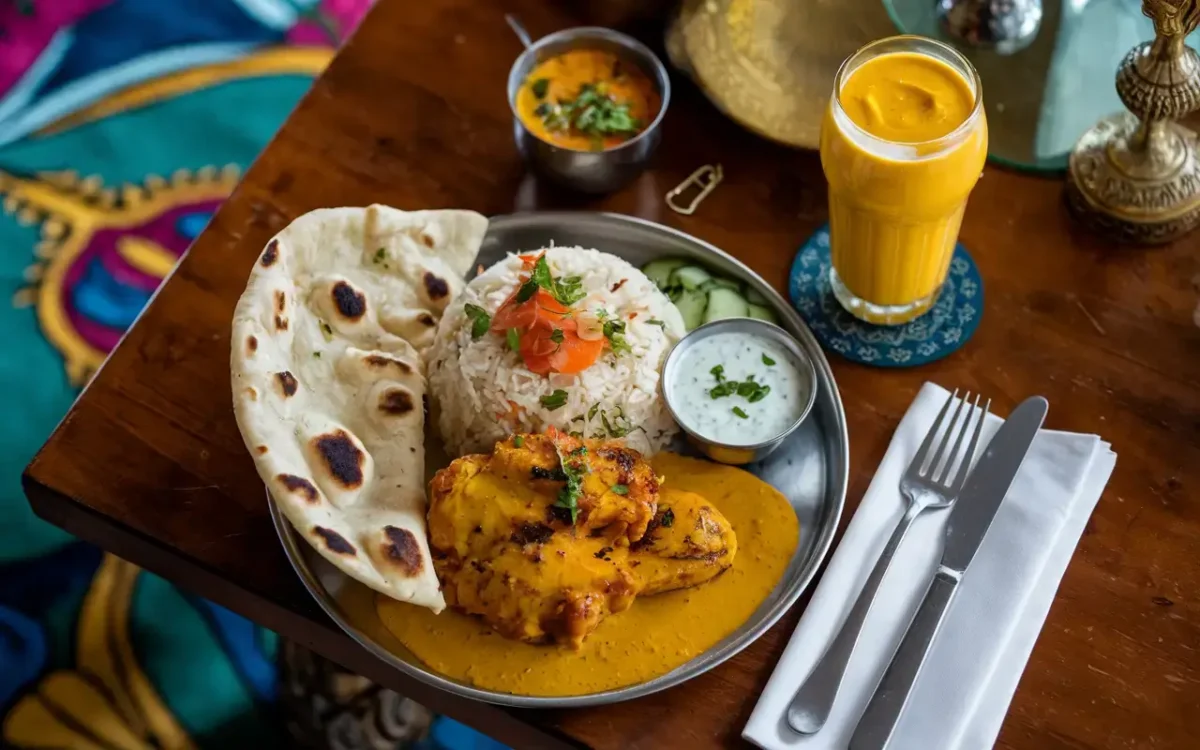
<box><xmin>507</xmin><ymin>27</ymin><xmax>670</xmax><ymax>193</ymax></box>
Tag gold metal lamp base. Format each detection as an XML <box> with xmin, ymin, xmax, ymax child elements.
<box><xmin>1065</xmin><ymin>1</ymin><xmax>1200</xmax><ymax>245</ymax></box>
<box><xmin>1066</xmin><ymin>112</ymin><xmax>1200</xmax><ymax>244</ymax></box>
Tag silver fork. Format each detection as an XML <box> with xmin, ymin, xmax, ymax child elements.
<box><xmin>786</xmin><ymin>389</ymin><xmax>990</xmax><ymax>735</ymax></box>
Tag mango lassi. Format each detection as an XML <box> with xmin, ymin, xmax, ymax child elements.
<box><xmin>820</xmin><ymin>37</ymin><xmax>987</xmax><ymax>325</ymax></box>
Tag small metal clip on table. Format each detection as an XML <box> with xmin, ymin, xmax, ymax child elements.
<box><xmin>665</xmin><ymin>164</ymin><xmax>723</xmax><ymax>215</ymax></box>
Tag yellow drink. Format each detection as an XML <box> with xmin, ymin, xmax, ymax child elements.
<box><xmin>820</xmin><ymin>37</ymin><xmax>987</xmax><ymax>325</ymax></box>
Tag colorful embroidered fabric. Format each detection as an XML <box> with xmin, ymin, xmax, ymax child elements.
<box><xmin>0</xmin><ymin>2</ymin><xmax>503</xmax><ymax>748</ymax></box>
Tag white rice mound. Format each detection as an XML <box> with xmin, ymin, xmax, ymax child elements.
<box><xmin>428</xmin><ymin>246</ymin><xmax>686</xmax><ymax>457</ymax></box>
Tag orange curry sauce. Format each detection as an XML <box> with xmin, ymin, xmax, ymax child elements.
<box><xmin>516</xmin><ymin>49</ymin><xmax>659</xmax><ymax>152</ymax></box>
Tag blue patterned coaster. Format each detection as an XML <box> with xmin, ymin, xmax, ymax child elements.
<box><xmin>788</xmin><ymin>224</ymin><xmax>983</xmax><ymax>367</ymax></box>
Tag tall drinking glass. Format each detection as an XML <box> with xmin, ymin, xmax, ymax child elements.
<box><xmin>820</xmin><ymin>36</ymin><xmax>987</xmax><ymax>326</ymax></box>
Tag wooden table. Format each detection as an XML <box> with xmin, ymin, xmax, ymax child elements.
<box><xmin>22</xmin><ymin>0</ymin><xmax>1200</xmax><ymax>747</ymax></box>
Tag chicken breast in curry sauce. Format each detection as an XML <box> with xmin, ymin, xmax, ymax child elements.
<box><xmin>427</xmin><ymin>432</ymin><xmax>737</xmax><ymax>648</ymax></box>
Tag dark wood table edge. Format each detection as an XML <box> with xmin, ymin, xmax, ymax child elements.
<box><xmin>22</xmin><ymin>474</ymin><xmax>585</xmax><ymax>750</ymax></box>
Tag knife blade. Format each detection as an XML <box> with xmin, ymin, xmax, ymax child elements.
<box><xmin>941</xmin><ymin>395</ymin><xmax>1049</xmax><ymax>573</ymax></box>
<box><xmin>849</xmin><ymin>395</ymin><xmax>1048</xmax><ymax>750</ymax></box>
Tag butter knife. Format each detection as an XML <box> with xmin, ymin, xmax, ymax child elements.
<box><xmin>849</xmin><ymin>395</ymin><xmax>1049</xmax><ymax>750</ymax></box>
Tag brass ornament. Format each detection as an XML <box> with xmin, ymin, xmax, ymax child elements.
<box><xmin>665</xmin><ymin>0</ymin><xmax>894</xmax><ymax>149</ymax></box>
<box><xmin>1065</xmin><ymin>0</ymin><xmax>1200</xmax><ymax>244</ymax></box>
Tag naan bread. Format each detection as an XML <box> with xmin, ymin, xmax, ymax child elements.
<box><xmin>231</xmin><ymin>205</ymin><xmax>487</xmax><ymax>613</ymax></box>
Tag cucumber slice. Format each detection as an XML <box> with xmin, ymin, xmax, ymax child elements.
<box><xmin>747</xmin><ymin>303</ymin><xmax>779</xmax><ymax>324</ymax></box>
<box><xmin>745</xmin><ymin>285</ymin><xmax>769</xmax><ymax>306</ymax></box>
<box><xmin>702</xmin><ymin>276</ymin><xmax>743</xmax><ymax>293</ymax></box>
<box><xmin>642</xmin><ymin>258</ymin><xmax>687</xmax><ymax>291</ymax></box>
<box><xmin>703</xmin><ymin>287</ymin><xmax>749</xmax><ymax>324</ymax></box>
<box><xmin>673</xmin><ymin>288</ymin><xmax>708</xmax><ymax>331</ymax></box>
<box><xmin>670</xmin><ymin>265</ymin><xmax>713</xmax><ymax>291</ymax></box>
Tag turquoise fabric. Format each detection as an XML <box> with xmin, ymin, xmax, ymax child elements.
<box><xmin>0</xmin><ymin>1</ymin><xmax>363</xmax><ymax>746</ymax></box>
<box><xmin>0</xmin><ymin>74</ymin><xmax>315</xmax><ymax>565</ymax></box>
<box><xmin>0</xmin><ymin>5</ymin><xmax>508</xmax><ymax>748</ymax></box>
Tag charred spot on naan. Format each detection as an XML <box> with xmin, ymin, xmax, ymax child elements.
<box><xmin>246</xmin><ymin>336</ymin><xmax>258</xmax><ymax>355</ymax></box>
<box><xmin>276</xmin><ymin>473</ymin><xmax>320</xmax><ymax>503</ymax></box>
<box><xmin>256</xmin><ymin>445</ymin><xmax>269</xmax><ymax>455</ymax></box>
<box><xmin>245</xmin><ymin>387</ymin><xmax>258</xmax><ymax>401</ymax></box>
<box><xmin>379</xmin><ymin>388</ymin><xmax>416</xmax><ymax>415</ymax></box>
<box><xmin>313</xmin><ymin>526</ymin><xmax>357</xmax><ymax>556</ymax></box>
<box><xmin>312</xmin><ymin>430</ymin><xmax>365</xmax><ymax>489</ymax></box>
<box><xmin>382</xmin><ymin>526</ymin><xmax>423</xmax><ymax>575</ymax></box>
<box><xmin>420</xmin><ymin>232</ymin><xmax>435</xmax><ymax>248</ymax></box>
<box><xmin>363</xmin><ymin>353</ymin><xmax>414</xmax><ymax>375</ymax></box>
<box><xmin>422</xmin><ymin>271</ymin><xmax>450</xmax><ymax>303</ymax></box>
<box><xmin>331</xmin><ymin>281</ymin><xmax>367</xmax><ymax>321</ymax></box>
<box><xmin>418</xmin><ymin>312</ymin><xmax>436</xmax><ymax>327</ymax></box>
<box><xmin>275</xmin><ymin>371</ymin><xmax>298</xmax><ymax>397</ymax></box>
<box><xmin>260</xmin><ymin>238</ymin><xmax>279</xmax><ymax>267</ymax></box>
<box><xmin>274</xmin><ymin>314</ymin><xmax>289</xmax><ymax>331</ymax></box>
<box><xmin>274</xmin><ymin>290</ymin><xmax>287</xmax><ymax>315</ymax></box>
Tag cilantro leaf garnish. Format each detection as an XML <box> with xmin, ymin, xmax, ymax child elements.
<box><xmin>507</xmin><ymin>327</ymin><xmax>521</xmax><ymax>352</ymax></box>
<box><xmin>526</xmin><ymin>255</ymin><xmax>586</xmax><ymax>307</ymax></box>
<box><xmin>531</xmin><ymin>78</ymin><xmax>550</xmax><ymax>99</ymax></box>
<box><xmin>549</xmin><ymin>83</ymin><xmax>641</xmax><ymax>138</ymax></box>
<box><xmin>530</xmin><ymin>254</ymin><xmax>554</xmax><ymax>290</ymax></box>
<box><xmin>540</xmin><ymin>389</ymin><xmax>569</xmax><ymax>411</ymax></box>
<box><xmin>463</xmin><ymin>303</ymin><xmax>491</xmax><ymax>340</ymax></box>
<box><xmin>602</xmin><ymin>317</ymin><xmax>631</xmax><ymax>356</ymax></box>
<box><xmin>598</xmin><ymin>406</ymin><xmax>642</xmax><ymax>438</ymax></box>
<box><xmin>732</xmin><ymin>406</ymin><xmax>749</xmax><ymax>419</ymax></box>
<box><xmin>762</xmin><ymin>353</ymin><xmax>776</xmax><ymax>366</ymax></box>
<box><xmin>748</xmin><ymin>386</ymin><xmax>771</xmax><ymax>403</ymax></box>
<box><xmin>555</xmin><ymin>275</ymin><xmax>586</xmax><ymax>305</ymax></box>
<box><xmin>551</xmin><ymin>441</ymin><xmax>588</xmax><ymax>525</ymax></box>
<box><xmin>611</xmin><ymin>484</ymin><xmax>629</xmax><ymax>495</ymax></box>
<box><xmin>515</xmin><ymin>278</ymin><xmax>539</xmax><ymax>303</ymax></box>
<box><xmin>708</xmin><ymin>365</ymin><xmax>771</xmax><ymax>403</ymax></box>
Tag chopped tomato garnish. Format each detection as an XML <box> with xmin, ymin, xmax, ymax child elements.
<box><xmin>548</xmin><ymin>335</ymin><xmax>604</xmax><ymax>374</ymax></box>
<box><xmin>486</xmin><ymin>263</ymin><xmax>604</xmax><ymax>376</ymax></box>
<box><xmin>491</xmin><ymin>287</ymin><xmax>571</xmax><ymax>333</ymax></box>
<box><xmin>520</xmin><ymin>326</ymin><xmax>603</xmax><ymax>375</ymax></box>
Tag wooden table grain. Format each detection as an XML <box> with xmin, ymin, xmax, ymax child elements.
<box><xmin>22</xmin><ymin>0</ymin><xmax>1200</xmax><ymax>748</ymax></box>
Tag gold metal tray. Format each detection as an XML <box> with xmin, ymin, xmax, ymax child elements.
<box><xmin>666</xmin><ymin>0</ymin><xmax>895</xmax><ymax>149</ymax></box>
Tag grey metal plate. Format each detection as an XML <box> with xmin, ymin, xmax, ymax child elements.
<box><xmin>268</xmin><ymin>212</ymin><xmax>849</xmax><ymax>708</ymax></box>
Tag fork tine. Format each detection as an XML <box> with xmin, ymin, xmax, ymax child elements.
<box><xmin>928</xmin><ymin>391</ymin><xmax>970</xmax><ymax>481</ymax></box>
<box><xmin>911</xmin><ymin>389</ymin><xmax>958</xmax><ymax>476</ymax></box>
<box><xmin>950</xmin><ymin>397</ymin><xmax>991</xmax><ymax>493</ymax></box>
<box><xmin>939</xmin><ymin>393</ymin><xmax>980</xmax><ymax>487</ymax></box>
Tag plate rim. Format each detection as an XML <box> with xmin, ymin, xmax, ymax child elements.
<box><xmin>268</xmin><ymin>211</ymin><xmax>849</xmax><ymax>708</ymax></box>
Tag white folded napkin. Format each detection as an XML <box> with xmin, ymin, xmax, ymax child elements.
<box><xmin>744</xmin><ymin>382</ymin><xmax>1116</xmax><ymax>750</ymax></box>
